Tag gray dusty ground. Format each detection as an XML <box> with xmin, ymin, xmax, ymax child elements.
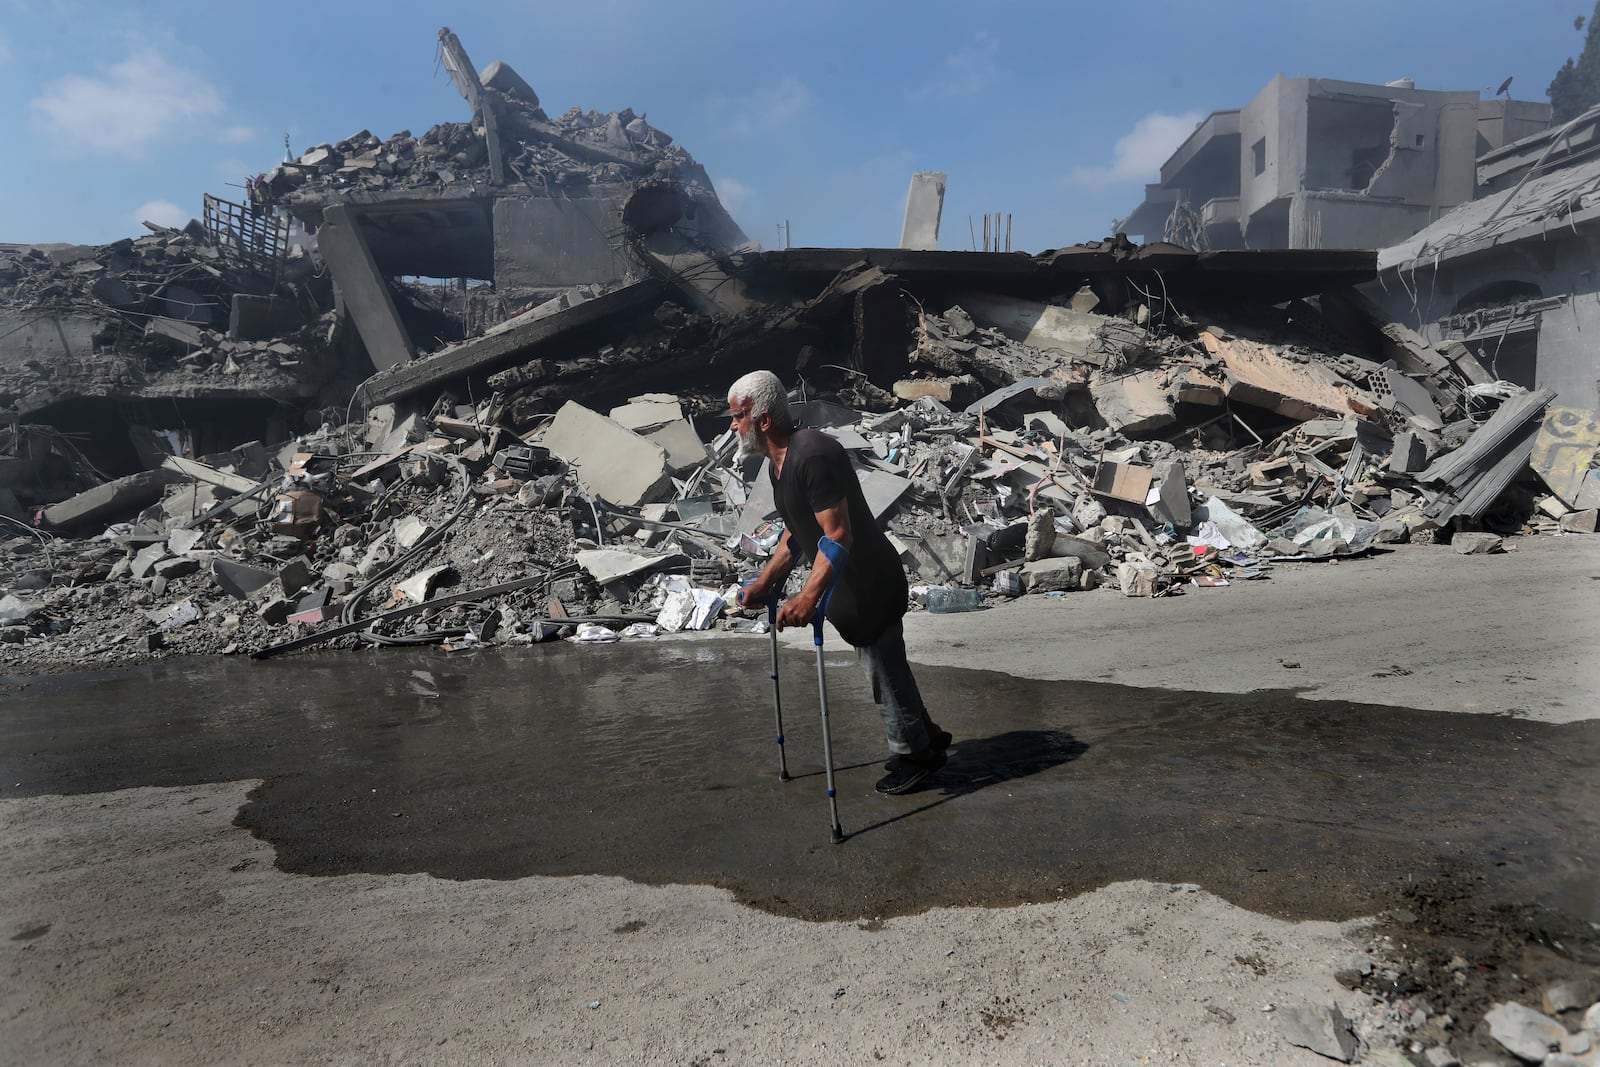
<box><xmin>2</xmin><ymin>535</ymin><xmax>1598</xmax><ymax>1065</ymax></box>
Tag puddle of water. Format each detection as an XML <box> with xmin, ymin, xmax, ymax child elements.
<box><xmin>2</xmin><ymin>641</ymin><xmax>1596</xmax><ymax>924</ymax></box>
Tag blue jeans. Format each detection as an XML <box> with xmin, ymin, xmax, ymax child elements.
<box><xmin>858</xmin><ymin>619</ymin><xmax>940</xmax><ymax>755</ymax></box>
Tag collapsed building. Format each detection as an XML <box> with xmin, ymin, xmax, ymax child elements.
<box><xmin>2</xmin><ymin>35</ymin><xmax>1597</xmax><ymax>668</ymax></box>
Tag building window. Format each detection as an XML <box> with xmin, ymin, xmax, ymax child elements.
<box><xmin>1251</xmin><ymin>137</ymin><xmax>1266</xmax><ymax>176</ymax></box>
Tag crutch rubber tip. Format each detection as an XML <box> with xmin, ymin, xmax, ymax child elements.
<box><xmin>830</xmin><ymin>828</ymin><xmax>845</xmax><ymax>844</ymax></box>
<box><xmin>779</xmin><ymin>772</ymin><xmax>791</xmax><ymax>782</ymax></box>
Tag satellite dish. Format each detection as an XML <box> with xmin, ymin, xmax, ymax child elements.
<box><xmin>1495</xmin><ymin>76</ymin><xmax>1514</xmax><ymax>97</ymax></box>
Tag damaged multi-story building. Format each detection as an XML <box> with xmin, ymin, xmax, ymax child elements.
<box><xmin>1119</xmin><ymin>75</ymin><xmax>1551</xmax><ymax>251</ymax></box>
<box><xmin>1373</xmin><ymin>103</ymin><xmax>1600</xmax><ymax>409</ymax></box>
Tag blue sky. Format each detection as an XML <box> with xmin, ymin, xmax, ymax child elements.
<box><xmin>0</xmin><ymin>0</ymin><xmax>1583</xmax><ymax>252</ymax></box>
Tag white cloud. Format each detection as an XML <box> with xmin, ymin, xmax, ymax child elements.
<box><xmin>916</xmin><ymin>32</ymin><xmax>999</xmax><ymax>99</ymax></box>
<box><xmin>219</xmin><ymin>124</ymin><xmax>257</xmax><ymax>145</ymax></box>
<box><xmin>729</xmin><ymin>77</ymin><xmax>810</xmax><ymax>136</ymax></box>
<box><xmin>714</xmin><ymin>176</ymin><xmax>753</xmax><ymax>213</ymax></box>
<box><xmin>132</xmin><ymin>199</ymin><xmax>191</xmax><ymax>229</ymax></box>
<box><xmin>1069</xmin><ymin>110</ymin><xmax>1207</xmax><ymax>186</ymax></box>
<box><xmin>31</xmin><ymin>48</ymin><xmax>225</xmax><ymax>154</ymax></box>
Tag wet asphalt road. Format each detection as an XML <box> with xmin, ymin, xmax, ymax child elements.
<box><xmin>2</xmin><ymin>640</ymin><xmax>1595</xmax><ymax>924</ymax></box>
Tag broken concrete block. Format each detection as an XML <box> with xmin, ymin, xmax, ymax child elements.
<box><xmin>1198</xmin><ymin>329</ymin><xmax>1370</xmax><ymax>421</ymax></box>
<box><xmin>1047</xmin><ymin>534</ymin><xmax>1111</xmax><ymax>570</ymax></box>
<box><xmin>960</xmin><ymin>293</ymin><xmax>1132</xmax><ymax>365</ymax></box>
<box><xmin>1149</xmin><ymin>460</ymin><xmax>1191</xmax><ymax>528</ymax></box>
<box><xmin>1090</xmin><ymin>369</ymin><xmax>1176</xmax><ymax>436</ymax></box>
<box><xmin>1116</xmin><ymin>559</ymin><xmax>1160</xmax><ymax>597</ymax></box>
<box><xmin>278</xmin><ymin>557</ymin><xmax>313</xmax><ymax>598</ymax></box>
<box><xmin>1021</xmin><ymin>556</ymin><xmax>1083</xmax><ymax>593</ymax></box>
<box><xmin>1484</xmin><ymin>1001</ymin><xmax>1565</xmax><ymax>1063</ymax></box>
<box><xmin>1559</xmin><ymin>509</ymin><xmax>1598</xmax><ymax>533</ymax></box>
<box><xmin>91</xmin><ymin>276</ymin><xmax>139</xmax><ymax>308</ymax></box>
<box><xmin>395</xmin><ymin>566</ymin><xmax>452</xmax><ymax>604</ymax></box>
<box><xmin>1390</xmin><ymin>431</ymin><xmax>1428</xmax><ymax>474</ymax></box>
<box><xmin>609</xmin><ymin>396</ymin><xmax>683</xmax><ymax>433</ymax></box>
<box><xmin>167</xmin><ymin>528</ymin><xmax>204</xmax><ymax>555</ymax></box>
<box><xmin>540</xmin><ymin>401</ymin><xmax>671</xmax><ymax>508</ymax></box>
<box><xmin>146</xmin><ymin>599</ymin><xmax>201</xmax><ymax>630</ymax></box>
<box><xmin>212</xmin><ymin>558</ymin><xmax>276</xmax><ymax>600</ymax></box>
<box><xmin>393</xmin><ymin>516</ymin><xmax>431</xmax><ymax>551</ymax></box>
<box><xmin>143</xmin><ymin>315</ymin><xmax>205</xmax><ymax>350</ymax></box>
<box><xmin>43</xmin><ymin>469</ymin><xmax>181</xmax><ymax>531</ymax></box>
<box><xmin>1277</xmin><ymin>1003</ymin><xmax>1358</xmax><ymax>1063</ymax></box>
<box><xmin>151</xmin><ymin>556</ymin><xmax>200</xmax><ymax>580</ymax></box>
<box><xmin>480</xmin><ymin>59</ymin><xmax>539</xmax><ymax>105</ymax></box>
<box><xmin>257</xmin><ymin>597</ymin><xmax>292</xmax><ymax>625</ymax></box>
<box><xmin>1452</xmin><ymin>531</ymin><xmax>1504</xmax><ymax>555</ymax></box>
<box><xmin>130</xmin><ymin>544</ymin><xmax>168</xmax><ymax>580</ymax></box>
<box><xmin>0</xmin><ymin>594</ymin><xmax>40</xmax><ymax>625</ymax></box>
<box><xmin>894</xmin><ymin>378</ymin><xmax>955</xmax><ymax>403</ymax></box>
<box><xmin>644</xmin><ymin>419</ymin><xmax>710</xmax><ymax>476</ymax></box>
<box><xmin>1024</xmin><ymin>509</ymin><xmax>1056</xmax><ymax>562</ymax></box>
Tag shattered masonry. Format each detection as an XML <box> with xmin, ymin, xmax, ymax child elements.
<box><xmin>2</xmin><ymin>30</ymin><xmax>1598</xmax><ymax>667</ymax></box>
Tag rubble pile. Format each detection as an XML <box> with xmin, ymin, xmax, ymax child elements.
<box><xmin>252</xmin><ymin>29</ymin><xmax>720</xmax><ymax>228</ymax></box>
<box><xmin>0</xmin><ymin>223</ymin><xmax>335</xmax><ymax>410</ymax></box>
<box><xmin>4</xmin><ymin>239</ymin><xmax>1597</xmax><ymax>671</ymax></box>
<box><xmin>254</xmin><ymin>106</ymin><xmax>701</xmax><ymax>209</ymax></box>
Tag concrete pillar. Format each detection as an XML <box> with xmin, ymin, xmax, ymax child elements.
<box><xmin>316</xmin><ymin>205</ymin><xmax>415</xmax><ymax>371</ymax></box>
<box><xmin>899</xmin><ymin>171</ymin><xmax>947</xmax><ymax>250</ymax></box>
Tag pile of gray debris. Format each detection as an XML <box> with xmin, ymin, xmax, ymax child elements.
<box><xmin>3</xmin><ymin>254</ymin><xmax>1597</xmax><ymax>671</ymax></box>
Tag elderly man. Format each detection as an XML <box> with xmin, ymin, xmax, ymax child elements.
<box><xmin>728</xmin><ymin>370</ymin><xmax>950</xmax><ymax>795</ymax></box>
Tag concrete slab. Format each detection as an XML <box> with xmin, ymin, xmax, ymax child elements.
<box><xmin>611</xmin><ymin>397</ymin><xmax>684</xmax><ymax>433</ymax></box>
<box><xmin>1089</xmin><ymin>369</ymin><xmax>1176</xmax><ymax>436</ymax></box>
<box><xmin>212</xmin><ymin>558</ymin><xmax>276</xmax><ymax>600</ymax></box>
<box><xmin>960</xmin><ymin>293</ymin><xmax>1105</xmax><ymax>360</ymax></box>
<box><xmin>644</xmin><ymin>419</ymin><xmax>710</xmax><ymax>476</ymax></box>
<box><xmin>857</xmin><ymin>467</ymin><xmax>911</xmax><ymax>521</ymax></box>
<box><xmin>899</xmin><ymin>171</ymin><xmax>946</xmax><ymax>251</ymax></box>
<box><xmin>1199</xmin><ymin>329</ymin><xmax>1366</xmax><ymax>421</ymax></box>
<box><xmin>42</xmin><ymin>469</ymin><xmax>181</xmax><ymax>531</ymax></box>
<box><xmin>540</xmin><ymin>401</ymin><xmax>672</xmax><ymax>507</ymax></box>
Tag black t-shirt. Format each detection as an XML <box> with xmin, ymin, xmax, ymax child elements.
<box><xmin>771</xmin><ymin>429</ymin><xmax>907</xmax><ymax>647</ymax></box>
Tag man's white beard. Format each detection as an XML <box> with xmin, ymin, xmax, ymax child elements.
<box><xmin>736</xmin><ymin>426</ymin><xmax>761</xmax><ymax>458</ymax></box>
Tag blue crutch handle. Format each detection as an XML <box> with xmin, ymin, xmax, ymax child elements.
<box><xmin>812</xmin><ymin>536</ymin><xmax>849</xmax><ymax>646</ymax></box>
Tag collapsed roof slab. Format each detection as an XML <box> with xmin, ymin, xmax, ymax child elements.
<box><xmin>358</xmin><ymin>278</ymin><xmax>664</xmax><ymax>407</ymax></box>
<box><xmin>738</xmin><ymin>246</ymin><xmax>1375</xmax><ymax>305</ymax></box>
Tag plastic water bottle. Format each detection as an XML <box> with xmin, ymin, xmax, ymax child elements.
<box><xmin>925</xmin><ymin>587</ymin><xmax>984</xmax><ymax>613</ymax></box>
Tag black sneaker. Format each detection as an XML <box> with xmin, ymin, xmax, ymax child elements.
<box><xmin>883</xmin><ymin>730</ymin><xmax>952</xmax><ymax>770</ymax></box>
<box><xmin>875</xmin><ymin>750</ymin><xmax>947</xmax><ymax>795</ymax></box>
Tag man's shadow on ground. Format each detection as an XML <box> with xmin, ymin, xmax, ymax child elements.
<box><xmin>839</xmin><ymin>729</ymin><xmax>1088</xmax><ymax>840</ymax></box>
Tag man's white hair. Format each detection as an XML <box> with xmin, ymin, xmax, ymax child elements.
<box><xmin>728</xmin><ymin>370</ymin><xmax>794</xmax><ymax>433</ymax></box>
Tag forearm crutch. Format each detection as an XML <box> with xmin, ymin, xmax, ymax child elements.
<box><xmin>813</xmin><ymin>536</ymin><xmax>849</xmax><ymax>844</ymax></box>
<box><xmin>766</xmin><ymin>596</ymin><xmax>790</xmax><ymax>782</ymax></box>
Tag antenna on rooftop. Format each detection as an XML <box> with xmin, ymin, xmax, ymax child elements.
<box><xmin>283</xmin><ymin>133</ymin><xmax>292</xmax><ymax>163</ymax></box>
